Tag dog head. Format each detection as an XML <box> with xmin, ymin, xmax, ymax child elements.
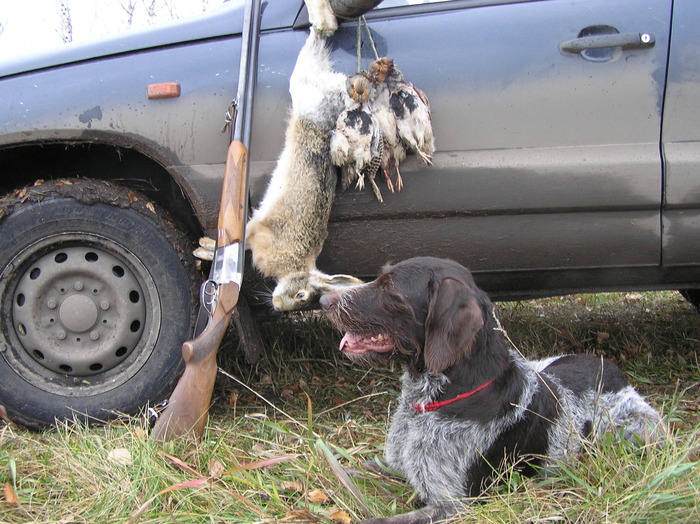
<box><xmin>320</xmin><ymin>257</ymin><xmax>492</xmax><ymax>374</ymax></box>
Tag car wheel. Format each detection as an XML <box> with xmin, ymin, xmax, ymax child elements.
<box><xmin>0</xmin><ymin>180</ymin><xmax>197</xmax><ymax>429</ymax></box>
<box><xmin>679</xmin><ymin>289</ymin><xmax>700</xmax><ymax>313</ymax></box>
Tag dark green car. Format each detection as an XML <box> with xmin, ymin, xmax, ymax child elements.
<box><xmin>0</xmin><ymin>0</ymin><xmax>697</xmax><ymax>428</ymax></box>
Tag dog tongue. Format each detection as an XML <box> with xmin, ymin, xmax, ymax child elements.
<box><xmin>339</xmin><ymin>332</ymin><xmax>360</xmax><ymax>352</ymax></box>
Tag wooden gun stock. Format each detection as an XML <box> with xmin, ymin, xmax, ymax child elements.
<box><xmin>151</xmin><ymin>142</ymin><xmax>247</xmax><ymax>442</ymax></box>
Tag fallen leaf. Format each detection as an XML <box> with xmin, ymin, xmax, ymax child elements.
<box><xmin>3</xmin><ymin>482</ymin><xmax>18</xmax><ymax>505</ymax></box>
<box><xmin>308</xmin><ymin>488</ymin><xmax>331</xmax><ymax>504</ymax></box>
<box><xmin>107</xmin><ymin>448</ymin><xmax>132</xmax><ymax>466</ymax></box>
<box><xmin>146</xmin><ymin>202</ymin><xmax>156</xmax><ymax>213</ymax></box>
<box><xmin>596</xmin><ymin>332</ymin><xmax>610</xmax><ymax>345</ymax></box>
<box><xmin>127</xmin><ymin>191</ymin><xmax>138</xmax><ymax>203</ymax></box>
<box><xmin>329</xmin><ymin>509</ymin><xmax>352</xmax><ymax>524</ymax></box>
<box><xmin>280</xmin><ymin>508</ymin><xmax>318</xmax><ymax>522</ymax></box>
<box><xmin>208</xmin><ymin>459</ymin><xmax>225</xmax><ymax>478</ymax></box>
<box><xmin>281</xmin><ymin>480</ymin><xmax>304</xmax><ymax>492</ymax></box>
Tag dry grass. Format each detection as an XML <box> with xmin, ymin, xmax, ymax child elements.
<box><xmin>1</xmin><ymin>291</ymin><xmax>698</xmax><ymax>523</ymax></box>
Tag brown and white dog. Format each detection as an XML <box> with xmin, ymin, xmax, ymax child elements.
<box><xmin>320</xmin><ymin>257</ymin><xmax>664</xmax><ymax>524</ymax></box>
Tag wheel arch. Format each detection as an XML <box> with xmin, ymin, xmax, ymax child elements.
<box><xmin>0</xmin><ymin>139</ymin><xmax>206</xmax><ymax>239</ymax></box>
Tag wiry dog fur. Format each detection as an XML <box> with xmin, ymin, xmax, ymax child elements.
<box><xmin>321</xmin><ymin>257</ymin><xmax>664</xmax><ymax>524</ymax></box>
<box><xmin>246</xmin><ymin>2</ymin><xmax>362</xmax><ymax>311</ymax></box>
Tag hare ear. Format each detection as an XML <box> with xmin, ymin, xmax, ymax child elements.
<box><xmin>309</xmin><ymin>272</ymin><xmax>364</xmax><ymax>293</ymax></box>
<box><xmin>423</xmin><ymin>277</ymin><xmax>484</xmax><ymax>374</ymax></box>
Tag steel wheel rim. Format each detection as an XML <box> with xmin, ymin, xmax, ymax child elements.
<box><xmin>1</xmin><ymin>233</ymin><xmax>162</xmax><ymax>396</ymax></box>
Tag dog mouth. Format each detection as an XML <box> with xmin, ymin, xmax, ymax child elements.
<box><xmin>339</xmin><ymin>332</ymin><xmax>395</xmax><ymax>355</ymax></box>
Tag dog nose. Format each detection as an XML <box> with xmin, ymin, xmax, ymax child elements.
<box><xmin>319</xmin><ymin>293</ymin><xmax>334</xmax><ymax>311</ymax></box>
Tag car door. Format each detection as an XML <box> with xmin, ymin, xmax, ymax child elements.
<box><xmin>316</xmin><ymin>0</ymin><xmax>671</xmax><ymax>290</ymax></box>
<box><xmin>661</xmin><ymin>0</ymin><xmax>700</xmax><ymax>268</ymax></box>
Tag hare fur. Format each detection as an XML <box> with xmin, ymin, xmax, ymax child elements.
<box><xmin>246</xmin><ymin>10</ymin><xmax>362</xmax><ymax>311</ymax></box>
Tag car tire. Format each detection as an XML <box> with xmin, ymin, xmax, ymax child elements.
<box><xmin>0</xmin><ymin>179</ymin><xmax>197</xmax><ymax>429</ymax></box>
<box><xmin>679</xmin><ymin>289</ymin><xmax>700</xmax><ymax>313</ymax></box>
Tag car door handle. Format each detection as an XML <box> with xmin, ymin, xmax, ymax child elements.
<box><xmin>560</xmin><ymin>33</ymin><xmax>655</xmax><ymax>53</ymax></box>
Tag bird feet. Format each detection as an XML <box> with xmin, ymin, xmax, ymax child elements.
<box><xmin>417</xmin><ymin>149</ymin><xmax>433</xmax><ymax>165</ymax></box>
<box><xmin>384</xmin><ymin>171</ymin><xmax>395</xmax><ymax>193</ymax></box>
<box><xmin>395</xmin><ymin>165</ymin><xmax>404</xmax><ymax>191</ymax></box>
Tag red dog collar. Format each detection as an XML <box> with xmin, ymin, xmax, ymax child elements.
<box><xmin>413</xmin><ymin>377</ymin><xmax>496</xmax><ymax>412</ymax></box>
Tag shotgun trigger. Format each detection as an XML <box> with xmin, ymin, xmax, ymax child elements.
<box><xmin>200</xmin><ymin>280</ymin><xmax>219</xmax><ymax>317</ymax></box>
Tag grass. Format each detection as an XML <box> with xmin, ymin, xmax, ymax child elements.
<box><xmin>1</xmin><ymin>291</ymin><xmax>698</xmax><ymax>523</ymax></box>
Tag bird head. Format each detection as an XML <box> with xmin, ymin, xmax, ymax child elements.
<box><xmin>369</xmin><ymin>57</ymin><xmax>396</xmax><ymax>84</ymax></box>
<box><xmin>347</xmin><ymin>73</ymin><xmax>371</xmax><ymax>104</ymax></box>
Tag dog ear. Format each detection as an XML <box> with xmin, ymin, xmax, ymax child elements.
<box><xmin>424</xmin><ymin>277</ymin><xmax>484</xmax><ymax>374</ymax></box>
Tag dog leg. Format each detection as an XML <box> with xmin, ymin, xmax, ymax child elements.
<box><xmin>362</xmin><ymin>503</ymin><xmax>453</xmax><ymax>524</ymax></box>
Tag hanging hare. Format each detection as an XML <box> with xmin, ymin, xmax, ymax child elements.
<box><xmin>245</xmin><ymin>1</ymin><xmax>363</xmax><ymax>311</ymax></box>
